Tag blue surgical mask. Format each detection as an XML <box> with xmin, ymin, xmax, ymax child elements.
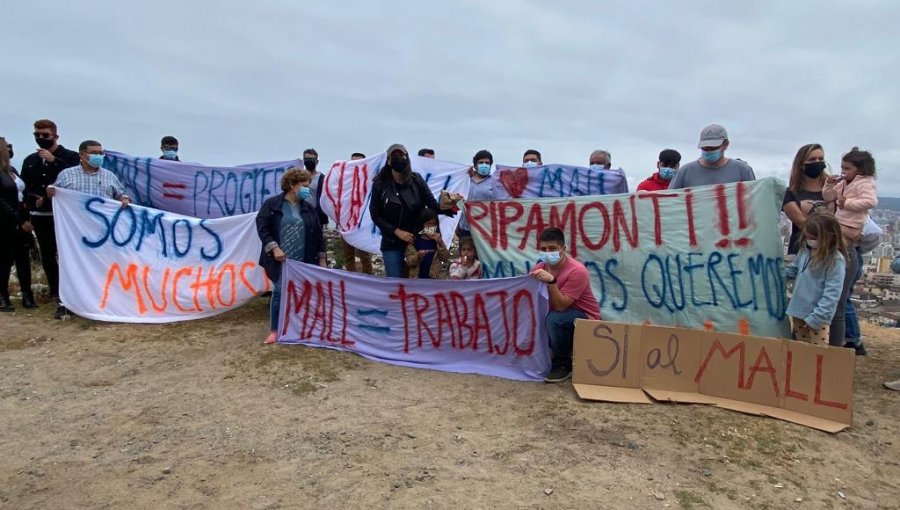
<box><xmin>544</xmin><ymin>251</ymin><xmax>562</xmax><ymax>265</ymax></box>
<box><xmin>297</xmin><ymin>187</ymin><xmax>311</xmax><ymax>200</ymax></box>
<box><xmin>87</xmin><ymin>154</ymin><xmax>105</xmax><ymax>168</ymax></box>
<box><xmin>701</xmin><ymin>149</ymin><xmax>722</xmax><ymax>163</ymax></box>
<box><xmin>523</xmin><ymin>161</ymin><xmax>539</xmax><ymax>168</ymax></box>
<box><xmin>659</xmin><ymin>167</ymin><xmax>676</xmax><ymax>180</ymax></box>
<box><xmin>162</xmin><ymin>150</ymin><xmax>178</xmax><ymax>160</ymax></box>
<box><xmin>476</xmin><ymin>163</ymin><xmax>491</xmax><ymax>176</ymax></box>
<box><xmin>590</xmin><ymin>164</ymin><xmax>605</xmax><ymax>172</ymax></box>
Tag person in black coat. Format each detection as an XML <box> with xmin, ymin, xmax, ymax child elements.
<box><xmin>0</xmin><ymin>137</ymin><xmax>35</xmax><ymax>311</ymax></box>
<box><xmin>369</xmin><ymin>143</ymin><xmax>455</xmax><ymax>278</ymax></box>
<box><xmin>256</xmin><ymin>168</ymin><xmax>326</xmax><ymax>344</ymax></box>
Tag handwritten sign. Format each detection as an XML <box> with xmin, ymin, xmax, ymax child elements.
<box><xmin>277</xmin><ymin>261</ymin><xmax>550</xmax><ymax>381</ymax></box>
<box><xmin>572</xmin><ymin>320</ymin><xmax>855</xmax><ymax>432</ymax></box>
<box><xmin>493</xmin><ymin>164</ymin><xmax>629</xmax><ymax>198</ymax></box>
<box><xmin>103</xmin><ymin>151</ymin><xmax>300</xmax><ymax>218</ymax></box>
<box><xmin>321</xmin><ymin>153</ymin><xmax>471</xmax><ymax>254</ymax></box>
<box><xmin>468</xmin><ymin>177</ymin><xmax>790</xmax><ymax>338</ymax></box>
<box><xmin>54</xmin><ymin>189</ymin><xmax>269</xmax><ymax>322</ymax></box>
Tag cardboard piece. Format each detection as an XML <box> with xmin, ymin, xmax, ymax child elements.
<box><xmin>572</xmin><ymin>320</ymin><xmax>652</xmax><ymax>404</ymax></box>
<box><xmin>572</xmin><ymin>320</ymin><xmax>855</xmax><ymax>432</ymax></box>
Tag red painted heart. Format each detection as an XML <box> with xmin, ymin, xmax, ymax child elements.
<box><xmin>498</xmin><ymin>167</ymin><xmax>529</xmax><ymax>198</ymax></box>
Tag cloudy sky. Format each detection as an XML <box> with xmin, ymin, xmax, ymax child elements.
<box><xmin>5</xmin><ymin>0</ymin><xmax>898</xmax><ymax>194</ymax></box>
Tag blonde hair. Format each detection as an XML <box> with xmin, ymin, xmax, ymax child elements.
<box><xmin>801</xmin><ymin>212</ymin><xmax>846</xmax><ymax>269</ymax></box>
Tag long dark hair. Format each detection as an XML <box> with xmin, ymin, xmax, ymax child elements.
<box><xmin>0</xmin><ymin>137</ymin><xmax>10</xmax><ymax>172</ymax></box>
<box><xmin>377</xmin><ymin>150</ymin><xmax>412</xmax><ymax>185</ymax></box>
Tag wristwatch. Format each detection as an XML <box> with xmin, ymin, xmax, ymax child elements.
<box><xmin>548</xmin><ymin>277</ymin><xmax>557</xmax><ymax>285</ymax></box>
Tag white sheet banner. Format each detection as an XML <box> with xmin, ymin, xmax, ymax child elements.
<box><xmin>320</xmin><ymin>153</ymin><xmax>471</xmax><ymax>254</ymax></box>
<box><xmin>103</xmin><ymin>151</ymin><xmax>300</xmax><ymax>218</ymax></box>
<box><xmin>54</xmin><ymin>189</ymin><xmax>270</xmax><ymax>323</ymax></box>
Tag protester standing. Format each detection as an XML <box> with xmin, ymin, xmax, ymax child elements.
<box><xmin>49</xmin><ymin>141</ymin><xmax>130</xmax><ymax>204</ymax></box>
<box><xmin>404</xmin><ymin>209</ymin><xmax>450</xmax><ymax>279</ymax></box>
<box><xmin>783</xmin><ymin>144</ymin><xmax>832</xmax><ymax>256</ymax></box>
<box><xmin>301</xmin><ymin>148</ymin><xmax>329</xmax><ymax>226</ymax></box>
<box><xmin>456</xmin><ymin>149</ymin><xmax>508</xmax><ymax>238</ymax></box>
<box><xmin>522</xmin><ymin>149</ymin><xmax>542</xmax><ymax>167</ymax></box>
<box><xmin>369</xmin><ymin>144</ymin><xmax>455</xmax><ymax>278</ymax></box>
<box><xmin>256</xmin><ymin>168</ymin><xmax>327</xmax><ymax>344</ymax></box>
<box><xmin>160</xmin><ymin>135</ymin><xmax>180</xmax><ymax>161</ymax></box>
<box><xmin>637</xmin><ymin>149</ymin><xmax>681</xmax><ymax>192</ymax></box>
<box><xmin>823</xmin><ymin>147</ymin><xmax>878</xmax><ymax>353</ymax></box>
<box><xmin>668</xmin><ymin>124</ymin><xmax>755</xmax><ymax>189</ymax></box>
<box><xmin>0</xmin><ymin>138</ymin><xmax>35</xmax><ymax>311</ymax></box>
<box><xmin>20</xmin><ymin>119</ymin><xmax>81</xmax><ymax>318</ymax></box>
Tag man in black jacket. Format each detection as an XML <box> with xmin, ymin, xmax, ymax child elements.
<box><xmin>20</xmin><ymin>119</ymin><xmax>80</xmax><ymax>319</ymax></box>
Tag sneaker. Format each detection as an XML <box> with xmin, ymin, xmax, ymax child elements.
<box><xmin>54</xmin><ymin>305</ymin><xmax>70</xmax><ymax>320</ymax></box>
<box><xmin>544</xmin><ymin>366</ymin><xmax>572</xmax><ymax>383</ymax></box>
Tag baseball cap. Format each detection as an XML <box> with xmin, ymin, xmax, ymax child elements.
<box><xmin>697</xmin><ymin>124</ymin><xmax>728</xmax><ymax>148</ymax></box>
<box><xmin>386</xmin><ymin>143</ymin><xmax>409</xmax><ymax>157</ymax></box>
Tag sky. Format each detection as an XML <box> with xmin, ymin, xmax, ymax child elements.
<box><xmin>5</xmin><ymin>0</ymin><xmax>899</xmax><ymax>194</ymax></box>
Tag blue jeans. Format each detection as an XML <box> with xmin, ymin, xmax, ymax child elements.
<box><xmin>844</xmin><ymin>247</ymin><xmax>864</xmax><ymax>344</ymax></box>
<box><xmin>546</xmin><ymin>309</ymin><xmax>588</xmax><ymax>370</ymax></box>
<box><xmin>269</xmin><ymin>279</ymin><xmax>282</xmax><ymax>332</ymax></box>
<box><xmin>382</xmin><ymin>248</ymin><xmax>407</xmax><ymax>278</ymax></box>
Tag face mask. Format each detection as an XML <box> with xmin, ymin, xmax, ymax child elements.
<box><xmin>7</xmin><ymin>146</ymin><xmax>12</xmax><ymax>159</ymax></box>
<box><xmin>523</xmin><ymin>161</ymin><xmax>538</xmax><ymax>168</ymax></box>
<box><xmin>421</xmin><ymin>226</ymin><xmax>437</xmax><ymax>235</ymax></box>
<box><xmin>162</xmin><ymin>150</ymin><xmax>178</xmax><ymax>160</ymax></box>
<box><xmin>87</xmin><ymin>154</ymin><xmax>105</xmax><ymax>168</ymax></box>
<box><xmin>303</xmin><ymin>158</ymin><xmax>317</xmax><ymax>171</ymax></box>
<box><xmin>803</xmin><ymin>161</ymin><xmax>826</xmax><ymax>178</ymax></box>
<box><xmin>659</xmin><ymin>167</ymin><xmax>676</xmax><ymax>180</ymax></box>
<box><xmin>544</xmin><ymin>251</ymin><xmax>562</xmax><ymax>265</ymax></box>
<box><xmin>700</xmin><ymin>149</ymin><xmax>722</xmax><ymax>163</ymax></box>
<box><xmin>36</xmin><ymin>137</ymin><xmax>54</xmax><ymax>150</ymax></box>
<box><xmin>589</xmin><ymin>164</ymin><xmax>605</xmax><ymax>172</ymax></box>
<box><xmin>476</xmin><ymin>163</ymin><xmax>491</xmax><ymax>176</ymax></box>
<box><xmin>390</xmin><ymin>156</ymin><xmax>407</xmax><ymax>172</ymax></box>
<box><xmin>806</xmin><ymin>240</ymin><xmax>819</xmax><ymax>249</ymax></box>
<box><xmin>297</xmin><ymin>187</ymin><xmax>311</xmax><ymax>200</ymax></box>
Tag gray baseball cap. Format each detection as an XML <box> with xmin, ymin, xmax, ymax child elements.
<box><xmin>386</xmin><ymin>143</ymin><xmax>409</xmax><ymax>157</ymax></box>
<box><xmin>697</xmin><ymin>124</ymin><xmax>728</xmax><ymax>148</ymax></box>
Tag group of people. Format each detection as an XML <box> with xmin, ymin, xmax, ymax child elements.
<box><xmin>1</xmin><ymin>119</ymin><xmax>896</xmax><ymax>388</ymax></box>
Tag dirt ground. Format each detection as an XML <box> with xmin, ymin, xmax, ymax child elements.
<box><xmin>1</xmin><ymin>299</ymin><xmax>898</xmax><ymax>510</ymax></box>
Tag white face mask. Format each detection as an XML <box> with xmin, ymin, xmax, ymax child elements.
<box><xmin>807</xmin><ymin>239</ymin><xmax>819</xmax><ymax>249</ymax></box>
<box><xmin>421</xmin><ymin>226</ymin><xmax>437</xmax><ymax>235</ymax></box>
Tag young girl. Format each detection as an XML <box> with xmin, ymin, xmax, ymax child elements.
<box><xmin>405</xmin><ymin>209</ymin><xmax>450</xmax><ymax>279</ymax></box>
<box><xmin>449</xmin><ymin>237</ymin><xmax>482</xmax><ymax>280</ymax></box>
<box><xmin>822</xmin><ymin>147</ymin><xmax>877</xmax><ymax>350</ymax></box>
<box><xmin>784</xmin><ymin>212</ymin><xmax>846</xmax><ymax>345</ymax></box>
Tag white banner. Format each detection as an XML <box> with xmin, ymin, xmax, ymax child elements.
<box><xmin>54</xmin><ymin>189</ymin><xmax>270</xmax><ymax>323</ymax></box>
<box><xmin>320</xmin><ymin>153</ymin><xmax>471</xmax><ymax>254</ymax></box>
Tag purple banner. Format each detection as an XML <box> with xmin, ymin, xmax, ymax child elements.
<box><xmin>278</xmin><ymin>262</ymin><xmax>551</xmax><ymax>381</ymax></box>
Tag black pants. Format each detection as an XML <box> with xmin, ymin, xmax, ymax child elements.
<box><xmin>0</xmin><ymin>226</ymin><xmax>15</xmax><ymax>299</ymax></box>
<box><xmin>14</xmin><ymin>229</ymin><xmax>33</xmax><ymax>296</ymax></box>
<box><xmin>31</xmin><ymin>215</ymin><xmax>59</xmax><ymax>298</ymax></box>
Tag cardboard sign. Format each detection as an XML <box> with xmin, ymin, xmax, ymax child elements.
<box><xmin>573</xmin><ymin>320</ymin><xmax>854</xmax><ymax>432</ymax></box>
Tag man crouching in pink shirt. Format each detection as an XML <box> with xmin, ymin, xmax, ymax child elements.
<box><xmin>530</xmin><ymin>227</ymin><xmax>601</xmax><ymax>383</ymax></box>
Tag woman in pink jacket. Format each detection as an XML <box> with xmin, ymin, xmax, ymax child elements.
<box><xmin>822</xmin><ymin>147</ymin><xmax>877</xmax><ymax>349</ymax></box>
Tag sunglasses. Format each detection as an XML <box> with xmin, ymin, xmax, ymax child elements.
<box><xmin>33</xmin><ymin>132</ymin><xmax>54</xmax><ymax>139</ymax></box>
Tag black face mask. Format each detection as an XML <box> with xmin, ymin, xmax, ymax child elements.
<box><xmin>35</xmin><ymin>137</ymin><xmax>54</xmax><ymax>150</ymax></box>
<box><xmin>303</xmin><ymin>158</ymin><xmax>317</xmax><ymax>171</ymax></box>
<box><xmin>803</xmin><ymin>161</ymin><xmax>827</xmax><ymax>178</ymax></box>
<box><xmin>6</xmin><ymin>146</ymin><xmax>12</xmax><ymax>159</ymax></box>
<box><xmin>390</xmin><ymin>156</ymin><xmax>408</xmax><ymax>172</ymax></box>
